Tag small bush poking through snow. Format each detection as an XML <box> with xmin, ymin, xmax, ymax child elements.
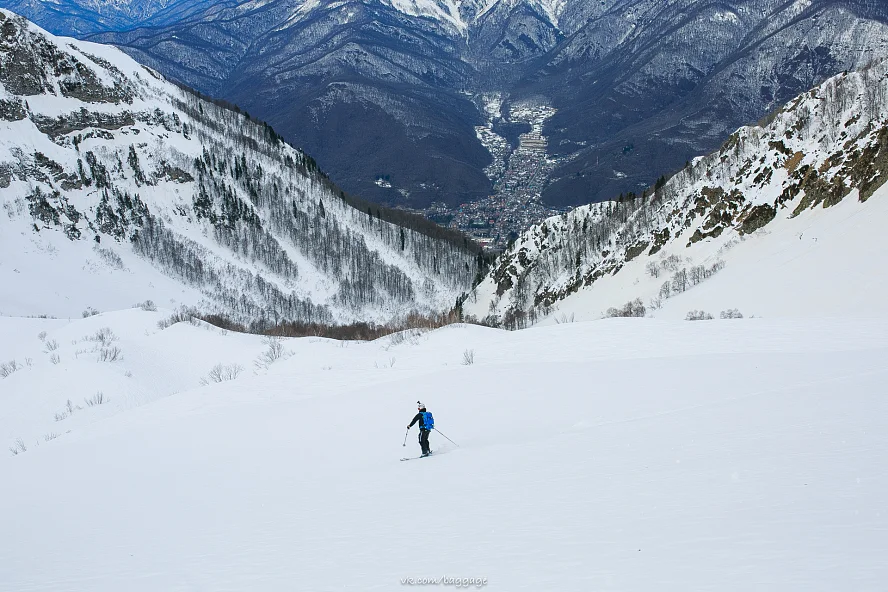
<box><xmin>0</xmin><ymin>360</ymin><xmax>21</xmax><ymax>378</ymax></box>
<box><xmin>84</xmin><ymin>392</ymin><xmax>107</xmax><ymax>407</ymax></box>
<box><xmin>43</xmin><ymin>432</ymin><xmax>60</xmax><ymax>442</ymax></box>
<box><xmin>157</xmin><ymin>307</ymin><xmax>202</xmax><ymax>329</ymax></box>
<box><xmin>94</xmin><ymin>247</ymin><xmax>126</xmax><ymax>271</ymax></box>
<box><xmin>605</xmin><ymin>299</ymin><xmax>646</xmax><ymax>318</ymax></box>
<box><xmin>50</xmin><ymin>354</ymin><xmax>60</xmax><ymax>365</ymax></box>
<box><xmin>686</xmin><ymin>310</ymin><xmax>715</xmax><ymax>321</ymax></box>
<box><xmin>55</xmin><ymin>399</ymin><xmax>81</xmax><ymax>422</ymax></box>
<box><xmin>82</xmin><ymin>307</ymin><xmax>99</xmax><ymax>318</ymax></box>
<box><xmin>255</xmin><ymin>337</ymin><xmax>286</xmax><ymax>370</ymax></box>
<box><xmin>90</xmin><ymin>327</ymin><xmax>118</xmax><ymax>347</ymax></box>
<box><xmin>462</xmin><ymin>349</ymin><xmax>475</xmax><ymax>365</ymax></box>
<box><xmin>37</xmin><ymin>331</ymin><xmax>47</xmax><ymax>341</ymax></box>
<box><xmin>97</xmin><ymin>346</ymin><xmax>123</xmax><ymax>362</ymax></box>
<box><xmin>555</xmin><ymin>313</ymin><xmax>576</xmax><ymax>324</ymax></box>
<box><xmin>199</xmin><ymin>363</ymin><xmax>245</xmax><ymax>385</ymax></box>
<box><xmin>720</xmin><ymin>309</ymin><xmax>744</xmax><ymax>319</ymax></box>
<box><xmin>135</xmin><ymin>299</ymin><xmax>157</xmax><ymax>312</ymax></box>
<box><xmin>44</xmin><ymin>339</ymin><xmax>60</xmax><ymax>352</ymax></box>
<box><xmin>645</xmin><ymin>261</ymin><xmax>661</xmax><ymax>279</ymax></box>
<box><xmin>9</xmin><ymin>438</ymin><xmax>27</xmax><ymax>456</ymax></box>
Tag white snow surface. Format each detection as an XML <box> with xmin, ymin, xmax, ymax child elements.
<box><xmin>532</xmin><ymin>182</ymin><xmax>888</xmax><ymax>324</ymax></box>
<box><xmin>1</xmin><ymin>309</ymin><xmax>887</xmax><ymax>590</ymax></box>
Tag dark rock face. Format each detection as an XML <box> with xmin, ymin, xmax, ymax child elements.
<box><xmin>0</xmin><ymin>10</ymin><xmax>133</xmax><ymax>102</ymax></box>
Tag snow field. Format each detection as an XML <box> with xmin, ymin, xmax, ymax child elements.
<box><xmin>1</xmin><ymin>313</ymin><xmax>887</xmax><ymax>590</ymax></box>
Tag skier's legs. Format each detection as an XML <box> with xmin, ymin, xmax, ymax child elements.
<box><xmin>420</xmin><ymin>429</ymin><xmax>430</xmax><ymax>454</ymax></box>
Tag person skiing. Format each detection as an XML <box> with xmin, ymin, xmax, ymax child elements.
<box><xmin>407</xmin><ymin>401</ymin><xmax>434</xmax><ymax>457</ymax></box>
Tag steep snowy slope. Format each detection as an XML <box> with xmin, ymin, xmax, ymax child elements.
<box><xmin>0</xmin><ymin>10</ymin><xmax>479</xmax><ymax>321</ymax></box>
<box><xmin>1</xmin><ymin>312</ymin><xmax>886</xmax><ymax>590</ymax></box>
<box><xmin>465</xmin><ymin>59</ymin><xmax>888</xmax><ymax>326</ymax></box>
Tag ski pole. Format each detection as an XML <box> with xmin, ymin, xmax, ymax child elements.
<box><xmin>434</xmin><ymin>429</ymin><xmax>459</xmax><ymax>448</ymax></box>
<box><xmin>402</xmin><ymin>429</ymin><xmax>409</xmax><ymax>447</ymax></box>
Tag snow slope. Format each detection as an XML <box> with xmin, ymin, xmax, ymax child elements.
<box><xmin>524</xmin><ymin>181</ymin><xmax>888</xmax><ymax>324</ymax></box>
<box><xmin>1</xmin><ymin>311</ymin><xmax>887</xmax><ymax>590</ymax></box>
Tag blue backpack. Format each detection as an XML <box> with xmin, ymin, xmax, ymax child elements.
<box><xmin>421</xmin><ymin>411</ymin><xmax>434</xmax><ymax>430</ymax></box>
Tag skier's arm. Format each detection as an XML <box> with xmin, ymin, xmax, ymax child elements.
<box><xmin>407</xmin><ymin>413</ymin><xmax>421</xmax><ymax>429</ymax></box>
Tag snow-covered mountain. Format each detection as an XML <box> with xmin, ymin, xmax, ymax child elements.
<box><xmin>539</xmin><ymin>0</ymin><xmax>888</xmax><ymax>206</ymax></box>
<box><xmin>76</xmin><ymin>0</ymin><xmax>888</xmax><ymax>210</ymax></box>
<box><xmin>0</xmin><ymin>9</ymin><xmax>480</xmax><ymax>321</ymax></box>
<box><xmin>464</xmin><ymin>59</ymin><xmax>888</xmax><ymax>326</ymax></box>
<box><xmin>0</xmin><ymin>0</ymin><xmax>208</xmax><ymax>35</ymax></box>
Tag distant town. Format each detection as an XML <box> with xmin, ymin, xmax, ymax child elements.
<box><xmin>403</xmin><ymin>100</ymin><xmax>571</xmax><ymax>251</ymax></box>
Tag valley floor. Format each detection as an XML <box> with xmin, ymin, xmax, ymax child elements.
<box><xmin>1</xmin><ymin>312</ymin><xmax>887</xmax><ymax>590</ymax></box>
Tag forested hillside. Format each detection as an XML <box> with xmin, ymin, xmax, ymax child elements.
<box><xmin>0</xmin><ymin>9</ymin><xmax>479</xmax><ymax>322</ymax></box>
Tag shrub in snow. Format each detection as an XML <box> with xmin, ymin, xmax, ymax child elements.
<box><xmin>645</xmin><ymin>261</ymin><xmax>661</xmax><ymax>278</ymax></box>
<box><xmin>82</xmin><ymin>307</ymin><xmax>99</xmax><ymax>318</ymax></box>
<box><xmin>85</xmin><ymin>392</ymin><xmax>107</xmax><ymax>406</ymax></box>
<box><xmin>720</xmin><ymin>309</ymin><xmax>744</xmax><ymax>319</ymax></box>
<box><xmin>157</xmin><ymin>307</ymin><xmax>201</xmax><ymax>329</ymax></box>
<box><xmin>462</xmin><ymin>349</ymin><xmax>475</xmax><ymax>366</ymax></box>
<box><xmin>686</xmin><ymin>310</ymin><xmax>715</xmax><ymax>321</ymax></box>
<box><xmin>707</xmin><ymin>260</ymin><xmax>726</xmax><ymax>277</ymax></box>
<box><xmin>43</xmin><ymin>432</ymin><xmax>59</xmax><ymax>442</ymax></box>
<box><xmin>135</xmin><ymin>299</ymin><xmax>157</xmax><ymax>312</ymax></box>
<box><xmin>0</xmin><ymin>360</ymin><xmax>21</xmax><ymax>378</ymax></box>
<box><xmin>44</xmin><ymin>339</ymin><xmax>60</xmax><ymax>352</ymax></box>
<box><xmin>662</xmin><ymin>254</ymin><xmax>684</xmax><ymax>272</ymax></box>
<box><xmin>255</xmin><ymin>336</ymin><xmax>285</xmax><ymax>369</ymax></box>
<box><xmin>97</xmin><ymin>346</ymin><xmax>123</xmax><ymax>362</ymax></box>
<box><xmin>37</xmin><ymin>331</ymin><xmax>47</xmax><ymax>341</ymax></box>
<box><xmin>671</xmin><ymin>268</ymin><xmax>689</xmax><ymax>294</ymax></box>
<box><xmin>605</xmin><ymin>298</ymin><xmax>646</xmax><ymax>318</ymax></box>
<box><xmin>200</xmin><ymin>363</ymin><xmax>245</xmax><ymax>385</ymax></box>
<box><xmin>555</xmin><ymin>313</ymin><xmax>575</xmax><ymax>324</ymax></box>
<box><xmin>93</xmin><ymin>247</ymin><xmax>126</xmax><ymax>271</ymax></box>
<box><xmin>8</xmin><ymin>438</ymin><xmax>27</xmax><ymax>456</ymax></box>
<box><xmin>50</xmin><ymin>354</ymin><xmax>61</xmax><ymax>365</ymax></box>
<box><xmin>90</xmin><ymin>327</ymin><xmax>118</xmax><ymax>347</ymax></box>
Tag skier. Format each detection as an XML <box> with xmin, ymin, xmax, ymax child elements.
<box><xmin>407</xmin><ymin>401</ymin><xmax>434</xmax><ymax>457</ymax></box>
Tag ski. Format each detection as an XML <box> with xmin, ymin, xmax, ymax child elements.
<box><xmin>400</xmin><ymin>454</ymin><xmax>432</xmax><ymax>461</ymax></box>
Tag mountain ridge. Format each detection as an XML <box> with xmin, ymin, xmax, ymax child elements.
<box><xmin>463</xmin><ymin>57</ymin><xmax>888</xmax><ymax>326</ymax></box>
<box><xmin>0</xmin><ymin>8</ymin><xmax>479</xmax><ymax>321</ymax></box>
